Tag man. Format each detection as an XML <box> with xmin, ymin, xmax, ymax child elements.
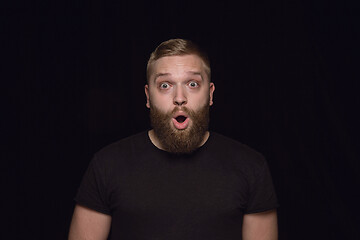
<box><xmin>69</xmin><ymin>39</ymin><xmax>278</xmax><ymax>240</ymax></box>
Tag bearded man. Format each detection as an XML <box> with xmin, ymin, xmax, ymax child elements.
<box><xmin>69</xmin><ymin>39</ymin><xmax>279</xmax><ymax>240</ymax></box>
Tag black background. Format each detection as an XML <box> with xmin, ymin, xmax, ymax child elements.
<box><xmin>3</xmin><ymin>0</ymin><xmax>360</xmax><ymax>239</ymax></box>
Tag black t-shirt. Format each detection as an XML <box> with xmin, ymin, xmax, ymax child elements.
<box><xmin>75</xmin><ymin>131</ymin><xmax>278</xmax><ymax>240</ymax></box>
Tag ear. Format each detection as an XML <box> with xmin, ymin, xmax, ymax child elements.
<box><xmin>145</xmin><ymin>84</ymin><xmax>150</xmax><ymax>108</ymax></box>
<box><xmin>209</xmin><ymin>82</ymin><xmax>215</xmax><ymax>106</ymax></box>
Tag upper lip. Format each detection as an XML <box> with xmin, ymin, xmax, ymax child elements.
<box><xmin>172</xmin><ymin>111</ymin><xmax>189</xmax><ymax>119</ymax></box>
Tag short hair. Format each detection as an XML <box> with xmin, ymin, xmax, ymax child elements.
<box><xmin>146</xmin><ymin>39</ymin><xmax>211</xmax><ymax>82</ymax></box>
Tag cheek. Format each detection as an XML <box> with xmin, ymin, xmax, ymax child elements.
<box><xmin>149</xmin><ymin>94</ymin><xmax>173</xmax><ymax>110</ymax></box>
<box><xmin>190</xmin><ymin>92</ymin><xmax>210</xmax><ymax>106</ymax></box>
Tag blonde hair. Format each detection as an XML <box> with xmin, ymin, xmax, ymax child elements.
<box><xmin>146</xmin><ymin>39</ymin><xmax>211</xmax><ymax>82</ymax></box>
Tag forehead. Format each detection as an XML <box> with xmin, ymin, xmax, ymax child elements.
<box><xmin>150</xmin><ymin>54</ymin><xmax>207</xmax><ymax>79</ymax></box>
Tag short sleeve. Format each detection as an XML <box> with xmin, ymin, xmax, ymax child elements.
<box><xmin>74</xmin><ymin>155</ymin><xmax>111</xmax><ymax>215</ymax></box>
<box><xmin>244</xmin><ymin>160</ymin><xmax>279</xmax><ymax>214</ymax></box>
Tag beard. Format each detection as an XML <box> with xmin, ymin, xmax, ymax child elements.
<box><xmin>149</xmin><ymin>103</ymin><xmax>210</xmax><ymax>154</ymax></box>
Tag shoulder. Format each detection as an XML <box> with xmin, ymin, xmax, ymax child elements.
<box><xmin>91</xmin><ymin>131</ymin><xmax>149</xmax><ymax>166</ymax></box>
<box><xmin>97</xmin><ymin>131</ymin><xmax>148</xmax><ymax>155</ymax></box>
<box><xmin>209</xmin><ymin>132</ymin><xmax>264</xmax><ymax>159</ymax></box>
<box><xmin>208</xmin><ymin>132</ymin><xmax>267</xmax><ymax>170</ymax></box>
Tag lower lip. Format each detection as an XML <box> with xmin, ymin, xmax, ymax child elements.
<box><xmin>172</xmin><ymin>117</ymin><xmax>190</xmax><ymax>130</ymax></box>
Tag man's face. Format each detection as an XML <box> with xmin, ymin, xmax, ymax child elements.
<box><xmin>145</xmin><ymin>54</ymin><xmax>215</xmax><ymax>153</ymax></box>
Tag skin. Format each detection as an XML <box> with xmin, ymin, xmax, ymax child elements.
<box><xmin>145</xmin><ymin>54</ymin><xmax>215</xmax><ymax>149</ymax></box>
<box><xmin>68</xmin><ymin>54</ymin><xmax>278</xmax><ymax>240</ymax></box>
<box><xmin>68</xmin><ymin>205</ymin><xmax>111</xmax><ymax>240</ymax></box>
<box><xmin>242</xmin><ymin>210</ymin><xmax>278</xmax><ymax>240</ymax></box>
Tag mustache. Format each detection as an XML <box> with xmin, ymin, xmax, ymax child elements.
<box><xmin>170</xmin><ymin>106</ymin><xmax>194</xmax><ymax>117</ymax></box>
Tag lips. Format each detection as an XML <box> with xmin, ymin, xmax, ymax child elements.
<box><xmin>172</xmin><ymin>111</ymin><xmax>190</xmax><ymax>130</ymax></box>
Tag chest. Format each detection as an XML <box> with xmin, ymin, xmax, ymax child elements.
<box><xmin>108</xmin><ymin>161</ymin><xmax>248</xmax><ymax>220</ymax></box>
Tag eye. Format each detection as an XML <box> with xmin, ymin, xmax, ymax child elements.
<box><xmin>188</xmin><ymin>81</ymin><xmax>199</xmax><ymax>88</ymax></box>
<box><xmin>159</xmin><ymin>82</ymin><xmax>170</xmax><ymax>89</ymax></box>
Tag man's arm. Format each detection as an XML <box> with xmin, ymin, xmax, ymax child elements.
<box><xmin>242</xmin><ymin>209</ymin><xmax>278</xmax><ymax>240</ymax></box>
<box><xmin>68</xmin><ymin>204</ymin><xmax>112</xmax><ymax>240</ymax></box>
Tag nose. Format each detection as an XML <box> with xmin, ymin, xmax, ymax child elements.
<box><xmin>173</xmin><ymin>85</ymin><xmax>187</xmax><ymax>106</ymax></box>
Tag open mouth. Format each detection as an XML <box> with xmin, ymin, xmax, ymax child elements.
<box><xmin>172</xmin><ymin>112</ymin><xmax>190</xmax><ymax>130</ymax></box>
<box><xmin>175</xmin><ymin>115</ymin><xmax>187</xmax><ymax>123</ymax></box>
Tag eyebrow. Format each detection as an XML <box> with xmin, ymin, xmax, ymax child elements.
<box><xmin>186</xmin><ymin>71</ymin><xmax>204</xmax><ymax>80</ymax></box>
<box><xmin>153</xmin><ymin>73</ymin><xmax>171</xmax><ymax>82</ymax></box>
<box><xmin>153</xmin><ymin>71</ymin><xmax>204</xmax><ymax>82</ymax></box>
